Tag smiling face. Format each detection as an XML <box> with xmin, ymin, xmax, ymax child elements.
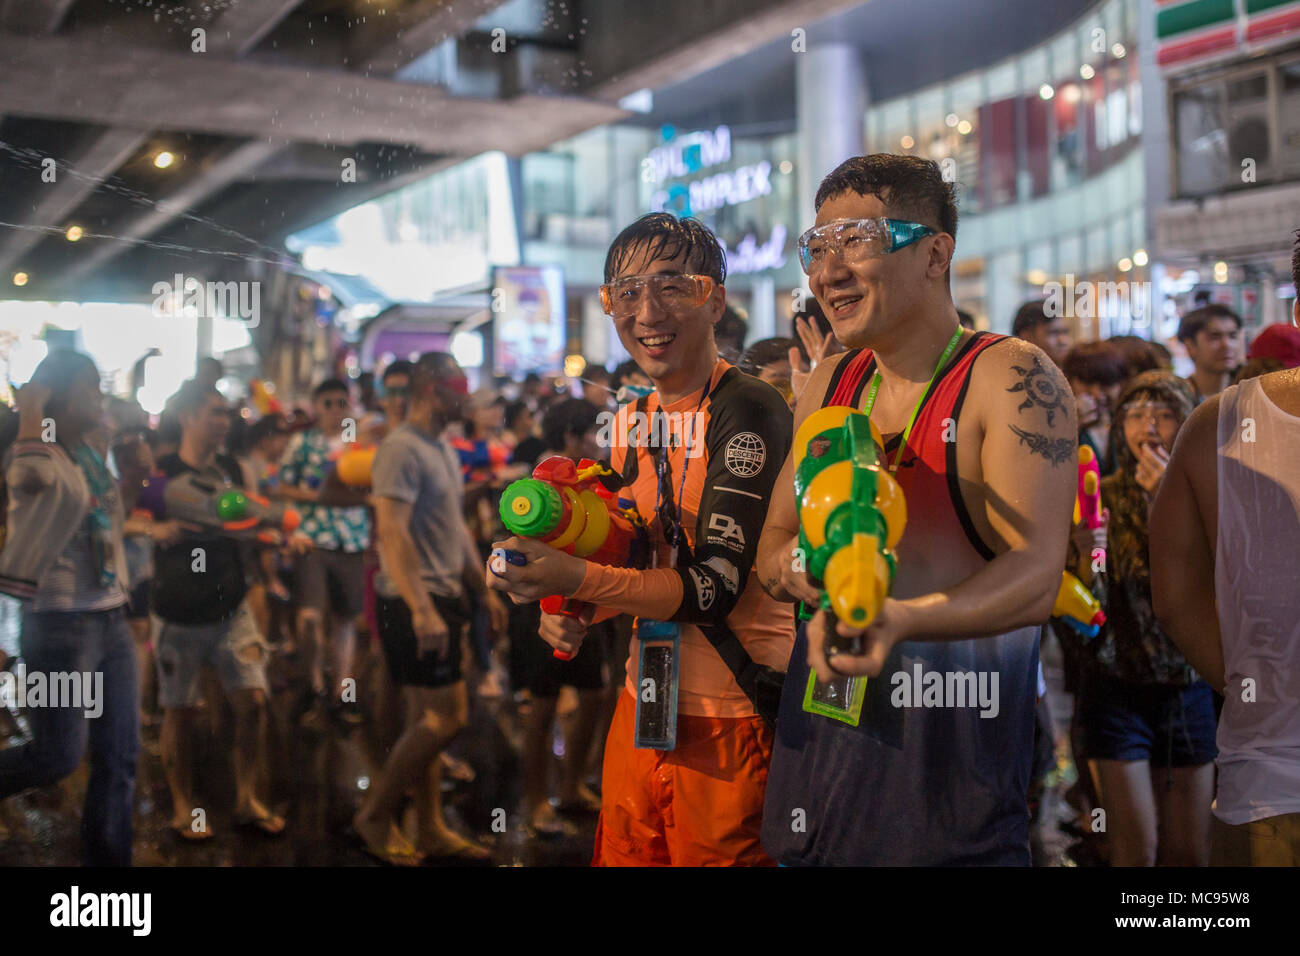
<box><xmin>807</xmin><ymin>193</ymin><xmax>949</xmax><ymax>351</ymax></box>
<box><xmin>608</xmin><ymin>242</ymin><xmax>724</xmax><ymax>393</ymax></box>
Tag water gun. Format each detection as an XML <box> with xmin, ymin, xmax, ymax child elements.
<box><xmin>1053</xmin><ymin>570</ymin><xmax>1106</xmax><ymax>638</ymax></box>
<box><xmin>1074</xmin><ymin>445</ymin><xmax>1105</xmax><ymax>565</ymax></box>
<box><xmin>615</xmin><ymin>383</ymin><xmax>654</xmax><ymax>405</ymax></box>
<box><xmin>334</xmin><ymin>443</ymin><xmax>376</xmax><ymax>488</ymax></box>
<box><xmin>136</xmin><ymin>471</ymin><xmax>301</xmax><ymax>545</ymax></box>
<box><xmin>249</xmin><ymin>380</ymin><xmax>283</xmax><ymax>415</ymax></box>
<box><xmin>497</xmin><ymin>456</ymin><xmax>648</xmax><ymax>659</ymax></box>
<box><xmin>793</xmin><ymin>405</ymin><xmax>906</xmax><ymax>654</ymax></box>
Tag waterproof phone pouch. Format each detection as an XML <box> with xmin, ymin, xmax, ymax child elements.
<box><xmin>633</xmin><ymin>619</ymin><xmax>680</xmax><ymax>750</ymax></box>
<box><xmin>802</xmin><ymin>669</ymin><xmax>867</xmax><ymax>726</ymax></box>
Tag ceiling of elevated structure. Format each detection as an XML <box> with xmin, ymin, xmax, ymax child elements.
<box><xmin>0</xmin><ymin>0</ymin><xmax>1091</xmax><ymax>303</ymax></box>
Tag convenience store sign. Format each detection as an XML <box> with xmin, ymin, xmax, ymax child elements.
<box><xmin>1157</xmin><ymin>0</ymin><xmax>1300</xmax><ymax>70</ymax></box>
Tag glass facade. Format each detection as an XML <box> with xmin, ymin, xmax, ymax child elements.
<box><xmin>865</xmin><ymin>0</ymin><xmax>1148</xmax><ymax>337</ymax></box>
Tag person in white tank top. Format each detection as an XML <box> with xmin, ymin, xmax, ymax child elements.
<box><xmin>1151</xmin><ymin>275</ymin><xmax>1300</xmax><ymax>866</ymax></box>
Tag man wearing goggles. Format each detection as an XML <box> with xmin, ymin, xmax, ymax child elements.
<box><xmin>796</xmin><ymin>217</ymin><xmax>936</xmax><ymax>276</ymax></box>
<box><xmin>489</xmin><ymin>213</ymin><xmax>794</xmax><ymax>865</ymax></box>
<box><xmin>755</xmin><ymin>154</ymin><xmax>1076</xmax><ymax>866</ymax></box>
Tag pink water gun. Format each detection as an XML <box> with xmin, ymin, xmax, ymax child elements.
<box><xmin>1074</xmin><ymin>445</ymin><xmax>1105</xmax><ymax>566</ymax></box>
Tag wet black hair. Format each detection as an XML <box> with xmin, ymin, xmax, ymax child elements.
<box><xmin>815</xmin><ymin>154</ymin><xmax>958</xmax><ymax>241</ymax></box>
<box><xmin>604</xmin><ymin>213</ymin><xmax>727</xmax><ymax>285</ymax></box>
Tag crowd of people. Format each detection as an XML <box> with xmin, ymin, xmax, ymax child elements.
<box><xmin>1</xmin><ymin>153</ymin><xmax>1298</xmax><ymax>867</ymax></box>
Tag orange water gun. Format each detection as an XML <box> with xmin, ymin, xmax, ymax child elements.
<box><xmin>495</xmin><ymin>457</ymin><xmax>648</xmax><ymax>658</ymax></box>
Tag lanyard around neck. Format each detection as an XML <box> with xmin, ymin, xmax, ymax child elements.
<box><xmin>861</xmin><ymin>329</ymin><xmax>963</xmax><ymax>472</ymax></box>
<box><xmin>653</xmin><ymin>365</ymin><xmax>718</xmax><ymax>568</ymax></box>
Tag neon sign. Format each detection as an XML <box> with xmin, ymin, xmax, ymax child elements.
<box><xmin>646</xmin><ymin>126</ymin><xmax>732</xmax><ymax>185</ymax></box>
<box><xmin>721</xmin><ymin>225</ymin><xmax>787</xmax><ymax>275</ymax></box>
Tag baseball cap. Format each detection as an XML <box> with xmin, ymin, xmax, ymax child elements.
<box><xmin>1247</xmin><ymin>323</ymin><xmax>1300</xmax><ymax>368</ymax></box>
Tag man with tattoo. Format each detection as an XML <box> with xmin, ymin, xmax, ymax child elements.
<box><xmin>755</xmin><ymin>155</ymin><xmax>1077</xmax><ymax>865</ymax></box>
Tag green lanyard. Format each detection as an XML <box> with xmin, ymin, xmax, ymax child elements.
<box><xmin>861</xmin><ymin>329</ymin><xmax>963</xmax><ymax>473</ymax></box>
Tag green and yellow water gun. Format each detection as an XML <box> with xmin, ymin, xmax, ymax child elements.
<box><xmin>793</xmin><ymin>405</ymin><xmax>907</xmax><ymax>652</ymax></box>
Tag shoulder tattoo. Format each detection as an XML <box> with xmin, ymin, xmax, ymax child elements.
<box><xmin>1008</xmin><ymin>424</ymin><xmax>1074</xmax><ymax>466</ymax></box>
<box><xmin>1007</xmin><ymin>355</ymin><xmax>1068</xmax><ymax>427</ymax></box>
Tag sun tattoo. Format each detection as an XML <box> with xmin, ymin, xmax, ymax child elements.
<box><xmin>1007</xmin><ymin>356</ymin><xmax>1068</xmax><ymax>427</ymax></box>
<box><xmin>1008</xmin><ymin>425</ymin><xmax>1074</xmax><ymax>465</ymax></box>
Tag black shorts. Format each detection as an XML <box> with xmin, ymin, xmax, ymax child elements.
<box><xmin>376</xmin><ymin>592</ymin><xmax>467</xmax><ymax>689</ymax></box>
<box><xmin>126</xmin><ymin>578</ymin><xmax>152</xmax><ymax>621</ymax></box>
<box><xmin>507</xmin><ymin>601</ymin><xmax>604</xmax><ymax>698</ymax></box>
<box><xmin>299</xmin><ymin>549</ymin><xmax>365</xmax><ymax>618</ymax></box>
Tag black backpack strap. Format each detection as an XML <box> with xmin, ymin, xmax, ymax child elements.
<box><xmin>619</xmin><ymin>394</ymin><xmax>647</xmax><ymax>488</ymax></box>
<box><xmin>697</xmin><ymin>622</ymin><xmax>782</xmax><ymax>727</ymax></box>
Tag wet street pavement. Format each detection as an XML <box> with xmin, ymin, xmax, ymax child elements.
<box><xmin>0</xmin><ymin>595</ymin><xmax>1087</xmax><ymax>868</ymax></box>
<box><xmin>0</xmin><ymin>681</ymin><xmax>602</xmax><ymax>867</ymax></box>
<box><xmin>0</xmin><ymin>596</ymin><xmax>600</xmax><ymax>867</ymax></box>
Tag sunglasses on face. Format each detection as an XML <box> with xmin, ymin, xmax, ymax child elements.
<box><xmin>599</xmin><ymin>273</ymin><xmax>716</xmax><ymax>318</ymax></box>
<box><xmin>797</xmin><ymin>218</ymin><xmax>937</xmax><ymax>276</ymax></box>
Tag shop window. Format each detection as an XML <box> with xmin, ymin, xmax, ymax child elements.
<box><xmin>979</xmin><ymin>98</ymin><xmax>1019</xmax><ymax>209</ymax></box>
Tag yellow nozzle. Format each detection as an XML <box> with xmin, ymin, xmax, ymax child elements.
<box><xmin>1055</xmin><ymin>570</ymin><xmax>1102</xmax><ymax>623</ymax></box>
<box><xmin>823</xmin><ymin>533</ymin><xmax>890</xmax><ymax>627</ymax></box>
<box><xmin>511</xmin><ymin>497</ymin><xmax>532</xmax><ymax>516</ymax></box>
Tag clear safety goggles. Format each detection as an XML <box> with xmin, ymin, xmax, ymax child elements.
<box><xmin>796</xmin><ymin>218</ymin><xmax>937</xmax><ymax>275</ymax></box>
<box><xmin>599</xmin><ymin>273</ymin><xmax>716</xmax><ymax>318</ymax></box>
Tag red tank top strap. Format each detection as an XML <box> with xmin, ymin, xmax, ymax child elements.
<box><xmin>824</xmin><ymin>348</ymin><xmax>875</xmax><ymax>407</ymax></box>
<box><xmin>903</xmin><ymin>330</ymin><xmax>1009</xmax><ymax>560</ymax></box>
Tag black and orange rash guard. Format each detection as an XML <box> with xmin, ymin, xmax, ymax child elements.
<box><xmin>571</xmin><ymin>359</ymin><xmax>794</xmax><ymax>718</ymax></box>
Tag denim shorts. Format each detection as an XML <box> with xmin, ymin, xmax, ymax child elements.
<box><xmin>154</xmin><ymin>600</ymin><xmax>269</xmax><ymax>708</ymax></box>
<box><xmin>1080</xmin><ymin>673</ymin><xmax>1218</xmax><ymax>767</ymax></box>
